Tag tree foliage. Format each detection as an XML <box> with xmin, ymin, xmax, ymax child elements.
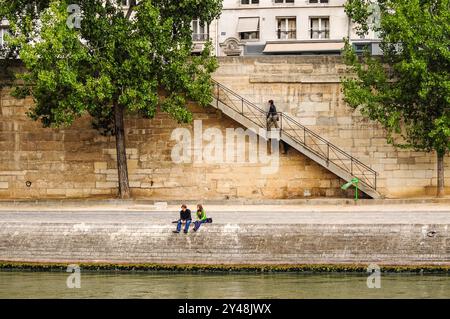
<box><xmin>342</xmin><ymin>0</ymin><xmax>449</xmax><ymax>156</ymax></box>
<box><xmin>0</xmin><ymin>0</ymin><xmax>222</xmax><ymax>132</ymax></box>
<box><xmin>0</xmin><ymin>0</ymin><xmax>223</xmax><ymax>198</ymax></box>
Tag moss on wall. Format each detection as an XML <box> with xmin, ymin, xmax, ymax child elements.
<box><xmin>1</xmin><ymin>261</ymin><xmax>449</xmax><ymax>273</ymax></box>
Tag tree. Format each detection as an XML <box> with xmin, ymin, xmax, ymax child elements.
<box><xmin>342</xmin><ymin>0</ymin><xmax>450</xmax><ymax>197</ymax></box>
<box><xmin>0</xmin><ymin>0</ymin><xmax>222</xmax><ymax>198</ymax></box>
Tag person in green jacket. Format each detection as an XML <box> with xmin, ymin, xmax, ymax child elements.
<box><xmin>193</xmin><ymin>204</ymin><xmax>208</xmax><ymax>232</ymax></box>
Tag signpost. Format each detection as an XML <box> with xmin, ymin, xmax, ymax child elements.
<box><xmin>341</xmin><ymin>177</ymin><xmax>360</xmax><ymax>201</ymax></box>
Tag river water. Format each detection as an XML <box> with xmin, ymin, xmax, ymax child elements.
<box><xmin>0</xmin><ymin>271</ymin><xmax>449</xmax><ymax>299</ymax></box>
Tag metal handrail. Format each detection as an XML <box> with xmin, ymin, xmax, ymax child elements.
<box><xmin>212</xmin><ymin>79</ymin><xmax>378</xmax><ymax>190</ymax></box>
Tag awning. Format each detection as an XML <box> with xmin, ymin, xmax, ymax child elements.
<box><xmin>263</xmin><ymin>42</ymin><xmax>345</xmax><ymax>53</ymax></box>
<box><xmin>237</xmin><ymin>17</ymin><xmax>260</xmax><ymax>33</ymax></box>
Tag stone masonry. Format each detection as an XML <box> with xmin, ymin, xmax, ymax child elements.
<box><xmin>213</xmin><ymin>56</ymin><xmax>450</xmax><ymax>198</ymax></box>
<box><xmin>0</xmin><ymin>56</ymin><xmax>448</xmax><ymax>199</ymax></box>
<box><xmin>0</xmin><ymin>213</ymin><xmax>448</xmax><ymax>265</ymax></box>
<box><xmin>0</xmin><ymin>85</ymin><xmax>345</xmax><ymax>200</ymax></box>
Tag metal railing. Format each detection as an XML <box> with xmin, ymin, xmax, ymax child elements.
<box><xmin>212</xmin><ymin>79</ymin><xmax>378</xmax><ymax>191</ymax></box>
<box><xmin>192</xmin><ymin>33</ymin><xmax>210</xmax><ymax>42</ymax></box>
<box><xmin>277</xmin><ymin>30</ymin><xmax>297</xmax><ymax>40</ymax></box>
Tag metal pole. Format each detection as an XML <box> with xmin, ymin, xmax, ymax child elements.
<box><xmin>216</xmin><ymin>84</ymin><xmax>219</xmax><ymax>108</ymax></box>
<box><xmin>327</xmin><ymin>144</ymin><xmax>330</xmax><ymax>166</ymax></box>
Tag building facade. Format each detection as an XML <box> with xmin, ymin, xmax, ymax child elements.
<box><xmin>214</xmin><ymin>0</ymin><xmax>381</xmax><ymax>56</ymax></box>
<box><xmin>1</xmin><ymin>2</ymin><xmax>381</xmax><ymax>56</ymax></box>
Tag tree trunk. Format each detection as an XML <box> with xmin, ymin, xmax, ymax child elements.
<box><xmin>437</xmin><ymin>152</ymin><xmax>445</xmax><ymax>198</ymax></box>
<box><xmin>114</xmin><ymin>101</ymin><xmax>131</xmax><ymax>199</ymax></box>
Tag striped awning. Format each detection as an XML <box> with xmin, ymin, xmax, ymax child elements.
<box><xmin>237</xmin><ymin>17</ymin><xmax>260</xmax><ymax>33</ymax></box>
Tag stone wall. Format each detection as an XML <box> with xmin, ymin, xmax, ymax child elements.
<box><xmin>0</xmin><ymin>221</ymin><xmax>448</xmax><ymax>265</ymax></box>
<box><xmin>213</xmin><ymin>56</ymin><xmax>450</xmax><ymax>198</ymax></box>
<box><xmin>1</xmin><ymin>56</ymin><xmax>448</xmax><ymax>199</ymax></box>
<box><xmin>0</xmin><ymin>85</ymin><xmax>345</xmax><ymax>200</ymax></box>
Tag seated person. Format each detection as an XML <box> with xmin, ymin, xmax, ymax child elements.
<box><xmin>193</xmin><ymin>204</ymin><xmax>208</xmax><ymax>232</ymax></box>
<box><xmin>173</xmin><ymin>204</ymin><xmax>192</xmax><ymax>234</ymax></box>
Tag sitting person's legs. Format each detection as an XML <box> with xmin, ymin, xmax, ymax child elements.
<box><xmin>194</xmin><ymin>220</ymin><xmax>205</xmax><ymax>231</ymax></box>
<box><xmin>184</xmin><ymin>220</ymin><xmax>191</xmax><ymax>233</ymax></box>
<box><xmin>176</xmin><ymin>220</ymin><xmax>183</xmax><ymax>233</ymax></box>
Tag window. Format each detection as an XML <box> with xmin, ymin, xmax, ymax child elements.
<box><xmin>240</xmin><ymin>31</ymin><xmax>259</xmax><ymax>40</ymax></box>
<box><xmin>241</xmin><ymin>0</ymin><xmax>259</xmax><ymax>4</ymax></box>
<box><xmin>353</xmin><ymin>43</ymin><xmax>372</xmax><ymax>54</ymax></box>
<box><xmin>237</xmin><ymin>17</ymin><xmax>260</xmax><ymax>41</ymax></box>
<box><xmin>192</xmin><ymin>19</ymin><xmax>209</xmax><ymax>42</ymax></box>
<box><xmin>277</xmin><ymin>17</ymin><xmax>296</xmax><ymax>40</ymax></box>
<box><xmin>310</xmin><ymin>17</ymin><xmax>329</xmax><ymax>39</ymax></box>
<box><xmin>308</xmin><ymin>0</ymin><xmax>329</xmax><ymax>3</ymax></box>
<box><xmin>274</xmin><ymin>0</ymin><xmax>295</xmax><ymax>3</ymax></box>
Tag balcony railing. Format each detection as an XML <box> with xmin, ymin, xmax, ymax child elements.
<box><xmin>310</xmin><ymin>29</ymin><xmax>330</xmax><ymax>39</ymax></box>
<box><xmin>277</xmin><ymin>30</ymin><xmax>297</xmax><ymax>40</ymax></box>
<box><xmin>192</xmin><ymin>33</ymin><xmax>209</xmax><ymax>42</ymax></box>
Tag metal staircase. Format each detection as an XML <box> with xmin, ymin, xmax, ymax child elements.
<box><xmin>210</xmin><ymin>79</ymin><xmax>380</xmax><ymax>199</ymax></box>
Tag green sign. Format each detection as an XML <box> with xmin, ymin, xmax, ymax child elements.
<box><xmin>341</xmin><ymin>178</ymin><xmax>360</xmax><ymax>201</ymax></box>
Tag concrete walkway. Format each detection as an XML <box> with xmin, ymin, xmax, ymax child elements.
<box><xmin>1</xmin><ymin>204</ymin><xmax>449</xmax><ymax>224</ymax></box>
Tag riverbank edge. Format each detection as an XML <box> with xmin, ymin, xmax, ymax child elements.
<box><xmin>1</xmin><ymin>261</ymin><xmax>450</xmax><ymax>273</ymax></box>
<box><xmin>1</xmin><ymin>198</ymin><xmax>450</xmax><ymax>206</ymax></box>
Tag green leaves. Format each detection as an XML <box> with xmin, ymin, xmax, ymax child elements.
<box><xmin>2</xmin><ymin>0</ymin><xmax>223</xmax><ymax>132</ymax></box>
<box><xmin>342</xmin><ymin>0</ymin><xmax>450</xmax><ymax>155</ymax></box>
<box><xmin>430</xmin><ymin>115</ymin><xmax>450</xmax><ymax>156</ymax></box>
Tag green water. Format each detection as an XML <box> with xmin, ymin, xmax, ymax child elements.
<box><xmin>0</xmin><ymin>271</ymin><xmax>449</xmax><ymax>299</ymax></box>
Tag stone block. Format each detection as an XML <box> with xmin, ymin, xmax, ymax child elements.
<box><xmin>94</xmin><ymin>162</ymin><xmax>108</xmax><ymax>172</ymax></box>
<box><xmin>397</xmin><ymin>157</ymin><xmax>416</xmax><ymax>165</ymax></box>
<box><xmin>299</xmin><ymin>117</ymin><xmax>317</xmax><ymax>126</ymax></box>
<box><xmin>46</xmin><ymin>188</ymin><xmax>66</xmax><ymax>195</ymax></box>
<box><xmin>96</xmin><ymin>182</ymin><xmax>118</xmax><ymax>189</ymax></box>
<box><xmin>127</xmin><ymin>160</ymin><xmax>139</xmax><ymax>170</ymax></box>
<box><xmin>129</xmin><ymin>181</ymin><xmax>142</xmax><ymax>188</ymax></box>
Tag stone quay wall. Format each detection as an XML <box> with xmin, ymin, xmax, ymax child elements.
<box><xmin>213</xmin><ymin>56</ymin><xmax>450</xmax><ymax>198</ymax></box>
<box><xmin>0</xmin><ymin>56</ymin><xmax>448</xmax><ymax>199</ymax></box>
<box><xmin>0</xmin><ymin>84</ymin><xmax>344</xmax><ymax>200</ymax></box>
<box><xmin>0</xmin><ymin>221</ymin><xmax>448</xmax><ymax>266</ymax></box>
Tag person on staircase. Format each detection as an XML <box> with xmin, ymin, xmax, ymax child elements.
<box><xmin>266</xmin><ymin>100</ymin><xmax>279</xmax><ymax>130</ymax></box>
